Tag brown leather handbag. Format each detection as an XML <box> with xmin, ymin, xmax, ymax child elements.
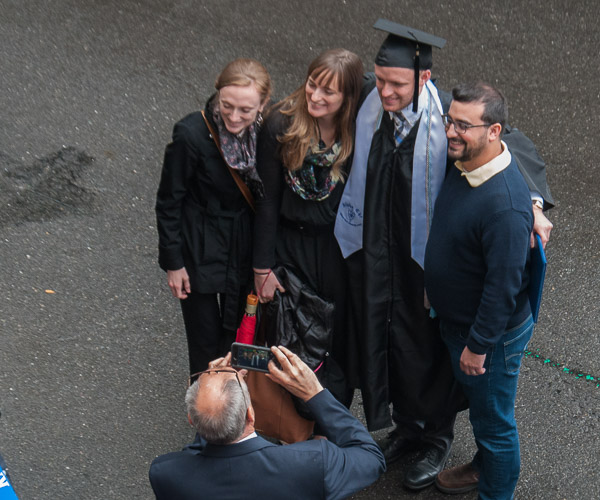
<box><xmin>243</xmin><ymin>294</ymin><xmax>316</xmax><ymax>444</ymax></box>
<box><xmin>245</xmin><ymin>370</ymin><xmax>314</xmax><ymax>444</ymax></box>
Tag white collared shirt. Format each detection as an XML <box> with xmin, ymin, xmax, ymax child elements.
<box><xmin>235</xmin><ymin>431</ymin><xmax>258</xmax><ymax>443</ymax></box>
<box><xmin>388</xmin><ymin>87</ymin><xmax>428</xmax><ymax>133</ymax></box>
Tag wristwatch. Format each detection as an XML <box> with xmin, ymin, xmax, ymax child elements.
<box><xmin>532</xmin><ymin>199</ymin><xmax>544</xmax><ymax>210</ymax></box>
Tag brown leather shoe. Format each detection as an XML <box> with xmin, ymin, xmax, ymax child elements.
<box><xmin>435</xmin><ymin>462</ymin><xmax>479</xmax><ymax>494</ymax></box>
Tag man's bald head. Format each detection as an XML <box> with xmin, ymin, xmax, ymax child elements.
<box><xmin>185</xmin><ymin>370</ymin><xmax>251</xmax><ymax>444</ymax></box>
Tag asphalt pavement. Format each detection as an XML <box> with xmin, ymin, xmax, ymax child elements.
<box><xmin>1</xmin><ymin>1</ymin><xmax>599</xmax><ymax>499</ymax></box>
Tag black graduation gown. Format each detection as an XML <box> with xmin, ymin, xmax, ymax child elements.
<box><xmin>355</xmin><ymin>109</ymin><xmax>466</xmax><ymax>432</ymax></box>
<box><xmin>254</xmin><ymin>109</ymin><xmax>351</xmax><ymax>402</ymax></box>
<box><xmin>350</xmin><ymin>78</ymin><xmax>554</xmax><ymax>432</ymax></box>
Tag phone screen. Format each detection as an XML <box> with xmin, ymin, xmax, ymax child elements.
<box><xmin>231</xmin><ymin>343</ymin><xmax>273</xmax><ymax>373</ymax></box>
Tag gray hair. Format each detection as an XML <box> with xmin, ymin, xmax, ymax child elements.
<box><xmin>185</xmin><ymin>376</ymin><xmax>250</xmax><ymax>444</ymax></box>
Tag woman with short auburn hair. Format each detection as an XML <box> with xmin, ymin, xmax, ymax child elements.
<box><xmin>156</xmin><ymin>58</ymin><xmax>272</xmax><ymax>375</ymax></box>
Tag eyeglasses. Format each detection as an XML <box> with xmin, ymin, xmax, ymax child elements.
<box><xmin>442</xmin><ymin>114</ymin><xmax>492</xmax><ymax>134</ymax></box>
<box><xmin>188</xmin><ymin>368</ymin><xmax>248</xmax><ymax>408</ymax></box>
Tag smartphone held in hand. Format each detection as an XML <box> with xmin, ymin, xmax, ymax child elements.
<box><xmin>231</xmin><ymin>343</ymin><xmax>273</xmax><ymax>373</ymax></box>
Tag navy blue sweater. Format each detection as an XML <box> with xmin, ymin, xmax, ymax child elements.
<box><xmin>424</xmin><ymin>159</ymin><xmax>533</xmax><ymax>354</ymax></box>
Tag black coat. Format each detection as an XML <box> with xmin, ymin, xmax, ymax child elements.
<box><xmin>349</xmin><ymin>76</ymin><xmax>553</xmax><ymax>431</ymax></box>
<box><xmin>155</xmin><ymin>99</ymin><xmax>253</xmax><ymax>330</ymax></box>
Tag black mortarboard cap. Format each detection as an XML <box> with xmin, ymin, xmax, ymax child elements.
<box><xmin>373</xmin><ymin>19</ymin><xmax>446</xmax><ymax>111</ymax></box>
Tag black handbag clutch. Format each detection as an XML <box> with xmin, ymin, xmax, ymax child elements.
<box><xmin>257</xmin><ymin>265</ymin><xmax>334</xmax><ymax>370</ymax></box>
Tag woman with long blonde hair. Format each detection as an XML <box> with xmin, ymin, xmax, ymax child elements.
<box><xmin>253</xmin><ymin>48</ymin><xmax>363</xmax><ymax>405</ymax></box>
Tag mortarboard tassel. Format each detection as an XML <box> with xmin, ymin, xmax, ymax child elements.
<box><xmin>413</xmin><ymin>46</ymin><xmax>420</xmax><ymax>113</ymax></box>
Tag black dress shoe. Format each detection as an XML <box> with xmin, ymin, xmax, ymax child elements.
<box><xmin>377</xmin><ymin>429</ymin><xmax>418</xmax><ymax>465</ymax></box>
<box><xmin>403</xmin><ymin>444</ymin><xmax>451</xmax><ymax>490</ymax></box>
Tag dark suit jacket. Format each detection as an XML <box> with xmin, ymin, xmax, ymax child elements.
<box><xmin>149</xmin><ymin>390</ymin><xmax>385</xmax><ymax>500</ymax></box>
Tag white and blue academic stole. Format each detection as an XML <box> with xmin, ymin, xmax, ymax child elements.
<box><xmin>334</xmin><ymin>80</ymin><xmax>447</xmax><ymax>268</ymax></box>
<box><xmin>334</xmin><ymin>86</ymin><xmax>382</xmax><ymax>258</ymax></box>
<box><xmin>411</xmin><ymin>80</ymin><xmax>447</xmax><ymax>268</ymax></box>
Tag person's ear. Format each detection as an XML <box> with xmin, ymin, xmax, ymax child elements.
<box><xmin>420</xmin><ymin>69</ymin><xmax>432</xmax><ymax>85</ymax></box>
<box><xmin>187</xmin><ymin>414</ymin><xmax>193</xmax><ymax>426</ymax></box>
<box><xmin>259</xmin><ymin>96</ymin><xmax>269</xmax><ymax>113</ymax></box>
<box><xmin>488</xmin><ymin>123</ymin><xmax>502</xmax><ymax>141</ymax></box>
<box><xmin>247</xmin><ymin>405</ymin><xmax>255</xmax><ymax>426</ymax></box>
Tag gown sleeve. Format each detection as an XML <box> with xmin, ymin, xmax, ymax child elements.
<box><xmin>503</xmin><ymin>125</ymin><xmax>554</xmax><ymax>208</ymax></box>
<box><xmin>253</xmin><ymin>110</ymin><xmax>286</xmax><ymax>269</ymax></box>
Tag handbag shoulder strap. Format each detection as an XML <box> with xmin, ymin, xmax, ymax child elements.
<box><xmin>200</xmin><ymin>110</ymin><xmax>255</xmax><ymax>212</ymax></box>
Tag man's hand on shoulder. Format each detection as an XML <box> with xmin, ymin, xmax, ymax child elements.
<box><xmin>266</xmin><ymin>346</ymin><xmax>323</xmax><ymax>402</ymax></box>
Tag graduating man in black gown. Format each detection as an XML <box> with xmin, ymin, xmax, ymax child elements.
<box><xmin>334</xmin><ymin>19</ymin><xmax>554</xmax><ymax>491</ymax></box>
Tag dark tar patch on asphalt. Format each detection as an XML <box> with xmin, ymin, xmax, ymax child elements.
<box><xmin>0</xmin><ymin>146</ymin><xmax>95</xmax><ymax>226</ymax></box>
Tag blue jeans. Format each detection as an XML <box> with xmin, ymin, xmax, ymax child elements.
<box><xmin>440</xmin><ymin>316</ymin><xmax>534</xmax><ymax>500</ymax></box>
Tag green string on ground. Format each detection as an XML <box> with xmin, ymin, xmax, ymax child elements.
<box><xmin>524</xmin><ymin>348</ymin><xmax>600</xmax><ymax>388</ymax></box>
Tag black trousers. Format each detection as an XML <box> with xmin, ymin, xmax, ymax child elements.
<box><xmin>392</xmin><ymin>414</ymin><xmax>456</xmax><ymax>451</ymax></box>
<box><xmin>179</xmin><ymin>292</ymin><xmax>236</xmax><ymax>375</ymax></box>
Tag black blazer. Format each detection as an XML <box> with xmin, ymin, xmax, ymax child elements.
<box><xmin>149</xmin><ymin>390</ymin><xmax>385</xmax><ymax>500</ymax></box>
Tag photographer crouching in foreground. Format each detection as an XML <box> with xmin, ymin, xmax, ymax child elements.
<box><xmin>149</xmin><ymin>346</ymin><xmax>385</xmax><ymax>500</ymax></box>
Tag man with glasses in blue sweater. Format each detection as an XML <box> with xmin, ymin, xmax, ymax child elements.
<box><xmin>425</xmin><ymin>81</ymin><xmax>535</xmax><ymax>500</ymax></box>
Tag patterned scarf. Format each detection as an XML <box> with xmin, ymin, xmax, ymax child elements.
<box><xmin>213</xmin><ymin>105</ymin><xmax>265</xmax><ymax>199</ymax></box>
<box><xmin>285</xmin><ymin>140</ymin><xmax>341</xmax><ymax>201</ymax></box>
